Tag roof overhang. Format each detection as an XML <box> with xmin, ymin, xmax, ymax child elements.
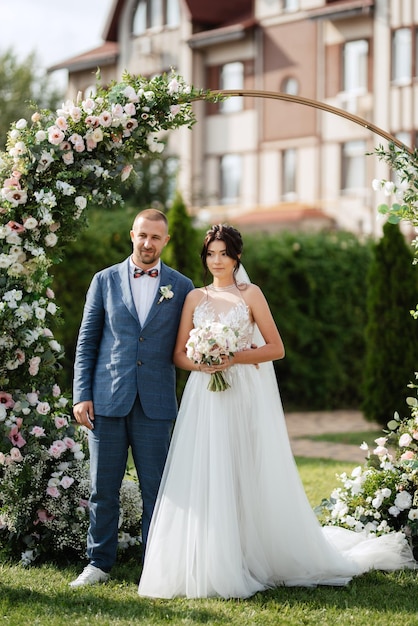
<box><xmin>47</xmin><ymin>42</ymin><xmax>119</xmax><ymax>74</ymax></box>
<box><xmin>188</xmin><ymin>17</ymin><xmax>256</xmax><ymax>49</ymax></box>
<box><xmin>307</xmin><ymin>0</ymin><xmax>374</xmax><ymax>21</ymax></box>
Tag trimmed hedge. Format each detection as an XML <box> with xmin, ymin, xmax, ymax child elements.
<box><xmin>361</xmin><ymin>221</ymin><xmax>418</xmax><ymax>425</ymax></box>
<box><xmin>53</xmin><ymin>216</ymin><xmax>373</xmax><ymax>411</ymax></box>
<box><xmin>241</xmin><ymin>230</ymin><xmax>373</xmax><ymax>411</ymax></box>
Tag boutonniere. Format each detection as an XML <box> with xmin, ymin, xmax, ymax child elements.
<box><xmin>157</xmin><ymin>284</ymin><xmax>174</xmax><ymax>304</ymax></box>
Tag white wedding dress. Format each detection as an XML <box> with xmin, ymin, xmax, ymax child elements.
<box><xmin>138</xmin><ymin>285</ymin><xmax>415</xmax><ymax>599</ymax></box>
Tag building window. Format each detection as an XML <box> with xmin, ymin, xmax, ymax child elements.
<box><xmin>283</xmin><ymin>0</ymin><xmax>299</xmax><ymax>10</ymax></box>
<box><xmin>343</xmin><ymin>39</ymin><xmax>368</xmax><ymax>93</ymax></box>
<box><xmin>341</xmin><ymin>140</ymin><xmax>366</xmax><ymax>192</ymax></box>
<box><xmin>282</xmin><ymin>149</ymin><xmax>297</xmax><ymax>198</ymax></box>
<box><xmin>166</xmin><ymin>0</ymin><xmax>180</xmax><ymax>26</ymax></box>
<box><xmin>392</xmin><ymin>28</ymin><xmax>412</xmax><ymax>83</ymax></box>
<box><xmin>133</xmin><ymin>0</ymin><xmax>147</xmax><ymax>34</ymax></box>
<box><xmin>219</xmin><ymin>62</ymin><xmax>244</xmax><ymax>113</ymax></box>
<box><xmin>281</xmin><ymin>76</ymin><xmax>299</xmax><ymax>96</ymax></box>
<box><xmin>132</xmin><ymin>0</ymin><xmax>179</xmax><ymax>34</ymax></box>
<box><xmin>220</xmin><ymin>154</ymin><xmax>242</xmax><ymax>204</ymax></box>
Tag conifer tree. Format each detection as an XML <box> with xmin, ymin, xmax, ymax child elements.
<box><xmin>163</xmin><ymin>190</ymin><xmax>200</xmax><ymax>283</ymax></box>
<box><xmin>362</xmin><ymin>221</ymin><xmax>418</xmax><ymax>425</ymax></box>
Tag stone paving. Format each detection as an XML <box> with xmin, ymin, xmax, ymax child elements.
<box><xmin>284</xmin><ymin>409</ymin><xmax>382</xmax><ymax>464</ymax></box>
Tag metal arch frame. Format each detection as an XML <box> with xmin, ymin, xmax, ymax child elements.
<box><xmin>193</xmin><ymin>89</ymin><xmax>412</xmax><ymax>155</ymax></box>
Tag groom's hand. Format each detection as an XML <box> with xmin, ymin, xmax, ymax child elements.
<box><xmin>73</xmin><ymin>400</ymin><xmax>95</xmax><ymax>430</ymax></box>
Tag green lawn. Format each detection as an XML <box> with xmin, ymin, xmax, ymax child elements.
<box><xmin>3</xmin><ymin>455</ymin><xmax>417</xmax><ymax>626</ymax></box>
<box><xmin>301</xmin><ymin>430</ymin><xmax>383</xmax><ymax>448</ymax></box>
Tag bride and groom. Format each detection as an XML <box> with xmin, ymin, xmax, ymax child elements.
<box><xmin>70</xmin><ymin>210</ymin><xmax>415</xmax><ymax>597</ymax></box>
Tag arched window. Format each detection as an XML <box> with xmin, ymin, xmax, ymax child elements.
<box><xmin>281</xmin><ymin>76</ymin><xmax>299</xmax><ymax>96</ymax></box>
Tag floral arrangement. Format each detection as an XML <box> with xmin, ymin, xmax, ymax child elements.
<box><xmin>0</xmin><ymin>70</ymin><xmax>215</xmax><ymax>563</ymax></box>
<box><xmin>157</xmin><ymin>284</ymin><xmax>174</xmax><ymax>304</ymax></box>
<box><xmin>372</xmin><ymin>143</ymin><xmax>418</xmax><ymax>255</ymax></box>
<box><xmin>186</xmin><ymin>322</ymin><xmax>239</xmax><ymax>391</ymax></box>
<box><xmin>318</xmin><ymin>383</ymin><xmax>418</xmax><ymax>558</ymax></box>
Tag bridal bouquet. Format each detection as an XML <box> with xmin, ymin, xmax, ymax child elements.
<box><xmin>186</xmin><ymin>322</ymin><xmax>239</xmax><ymax>391</ymax></box>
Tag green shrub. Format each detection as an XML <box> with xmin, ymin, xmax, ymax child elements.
<box><xmin>361</xmin><ymin>221</ymin><xmax>418</xmax><ymax>425</ymax></box>
<box><xmin>241</xmin><ymin>230</ymin><xmax>373</xmax><ymax>410</ymax></box>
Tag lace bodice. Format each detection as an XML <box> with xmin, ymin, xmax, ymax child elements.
<box><xmin>193</xmin><ymin>286</ymin><xmax>254</xmax><ymax>351</ymax></box>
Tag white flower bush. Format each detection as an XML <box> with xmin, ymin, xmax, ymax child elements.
<box><xmin>318</xmin><ymin>142</ymin><xmax>418</xmax><ymax>559</ymax></box>
<box><xmin>0</xmin><ymin>70</ymin><xmax>214</xmax><ymax>564</ymax></box>
<box><xmin>319</xmin><ymin>383</ymin><xmax>418</xmax><ymax>558</ymax></box>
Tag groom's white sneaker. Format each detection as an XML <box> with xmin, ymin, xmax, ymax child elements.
<box><xmin>69</xmin><ymin>564</ymin><xmax>110</xmax><ymax>588</ymax></box>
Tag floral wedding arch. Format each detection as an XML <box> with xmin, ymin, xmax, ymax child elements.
<box><xmin>0</xmin><ymin>70</ymin><xmax>417</xmax><ymax>564</ymax></box>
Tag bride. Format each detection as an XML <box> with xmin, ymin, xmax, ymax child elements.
<box><xmin>138</xmin><ymin>224</ymin><xmax>415</xmax><ymax>599</ymax></box>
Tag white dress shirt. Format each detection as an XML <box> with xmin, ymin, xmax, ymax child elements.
<box><xmin>129</xmin><ymin>258</ymin><xmax>161</xmax><ymax>326</ymax></box>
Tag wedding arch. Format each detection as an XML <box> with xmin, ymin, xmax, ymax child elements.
<box><xmin>0</xmin><ymin>71</ymin><xmax>416</xmax><ymax>564</ymax></box>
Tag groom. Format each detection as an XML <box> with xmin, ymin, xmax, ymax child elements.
<box><xmin>70</xmin><ymin>208</ymin><xmax>194</xmax><ymax>588</ymax></box>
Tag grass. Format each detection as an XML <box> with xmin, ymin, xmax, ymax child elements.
<box><xmin>2</xmin><ymin>455</ymin><xmax>417</xmax><ymax>626</ymax></box>
<box><xmin>300</xmin><ymin>430</ymin><xmax>383</xmax><ymax>448</ymax></box>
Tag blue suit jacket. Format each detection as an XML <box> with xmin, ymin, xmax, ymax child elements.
<box><xmin>73</xmin><ymin>258</ymin><xmax>194</xmax><ymax>419</ymax></box>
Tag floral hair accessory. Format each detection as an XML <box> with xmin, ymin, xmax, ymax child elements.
<box><xmin>157</xmin><ymin>284</ymin><xmax>174</xmax><ymax>304</ymax></box>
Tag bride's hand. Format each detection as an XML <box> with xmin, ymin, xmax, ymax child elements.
<box><xmin>200</xmin><ymin>356</ymin><xmax>231</xmax><ymax>372</ymax></box>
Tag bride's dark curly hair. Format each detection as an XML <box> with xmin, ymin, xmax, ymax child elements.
<box><xmin>200</xmin><ymin>224</ymin><xmax>243</xmax><ymax>285</ymax></box>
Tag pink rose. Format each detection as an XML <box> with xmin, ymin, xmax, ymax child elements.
<box><xmin>30</xmin><ymin>426</ymin><xmax>46</xmax><ymax>438</ymax></box>
<box><xmin>28</xmin><ymin>356</ymin><xmax>41</xmax><ymax>376</ymax></box>
<box><xmin>69</xmin><ymin>107</ymin><xmax>82</xmax><ymax>122</ymax></box>
<box><xmin>400</xmin><ymin>450</ymin><xmax>415</xmax><ymax>461</ymax></box>
<box><xmin>48</xmin><ymin>125</ymin><xmax>65</xmax><ymax>145</ymax></box>
<box><xmin>36</xmin><ymin>509</ymin><xmax>55</xmax><ymax>523</ymax></box>
<box><xmin>55</xmin><ymin>116</ymin><xmax>68</xmax><ymax>131</ymax></box>
<box><xmin>54</xmin><ymin>416</ymin><xmax>68</xmax><ymax>428</ymax></box>
<box><xmin>121</xmin><ymin>164</ymin><xmax>133</xmax><ymax>181</ymax></box>
<box><xmin>10</xmin><ymin>447</ymin><xmax>23</xmax><ymax>462</ymax></box>
<box><xmin>124</xmin><ymin>102</ymin><xmax>136</xmax><ymax>116</ymax></box>
<box><xmin>48</xmin><ymin>440</ymin><xmax>67</xmax><ymax>458</ymax></box>
<box><xmin>36</xmin><ymin>402</ymin><xmax>50</xmax><ymax>415</ymax></box>
<box><xmin>85</xmin><ymin>136</ymin><xmax>97</xmax><ymax>151</ymax></box>
<box><xmin>74</xmin><ymin>140</ymin><xmax>85</xmax><ymax>153</ymax></box>
<box><xmin>46</xmin><ymin>486</ymin><xmax>60</xmax><ymax>498</ymax></box>
<box><xmin>62</xmin><ymin>151</ymin><xmax>74</xmax><ymax>165</ymax></box>
<box><xmin>60</xmin><ymin>476</ymin><xmax>74</xmax><ymax>489</ymax></box>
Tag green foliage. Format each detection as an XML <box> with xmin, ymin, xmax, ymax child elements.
<box><xmin>0</xmin><ymin>49</ymin><xmax>62</xmax><ymax>150</ymax></box>
<box><xmin>52</xmin><ymin>206</ymin><xmax>135</xmax><ymax>388</ymax></box>
<box><xmin>120</xmin><ymin>154</ymin><xmax>179</xmax><ymax>211</ymax></box>
<box><xmin>242</xmin><ymin>230</ymin><xmax>373</xmax><ymax>410</ymax></box>
<box><xmin>162</xmin><ymin>190</ymin><xmax>200</xmax><ymax>282</ymax></box>
<box><xmin>362</xmin><ymin>222</ymin><xmax>418</xmax><ymax>425</ymax></box>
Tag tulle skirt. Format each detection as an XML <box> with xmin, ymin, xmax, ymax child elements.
<box><xmin>138</xmin><ymin>362</ymin><xmax>415</xmax><ymax>599</ymax></box>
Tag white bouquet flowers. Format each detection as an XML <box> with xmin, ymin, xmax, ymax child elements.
<box><xmin>186</xmin><ymin>322</ymin><xmax>239</xmax><ymax>391</ymax></box>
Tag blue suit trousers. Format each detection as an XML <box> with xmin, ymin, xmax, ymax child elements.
<box><xmin>87</xmin><ymin>396</ymin><xmax>173</xmax><ymax>571</ymax></box>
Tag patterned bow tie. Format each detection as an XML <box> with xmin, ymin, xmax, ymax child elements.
<box><xmin>134</xmin><ymin>267</ymin><xmax>159</xmax><ymax>278</ymax></box>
